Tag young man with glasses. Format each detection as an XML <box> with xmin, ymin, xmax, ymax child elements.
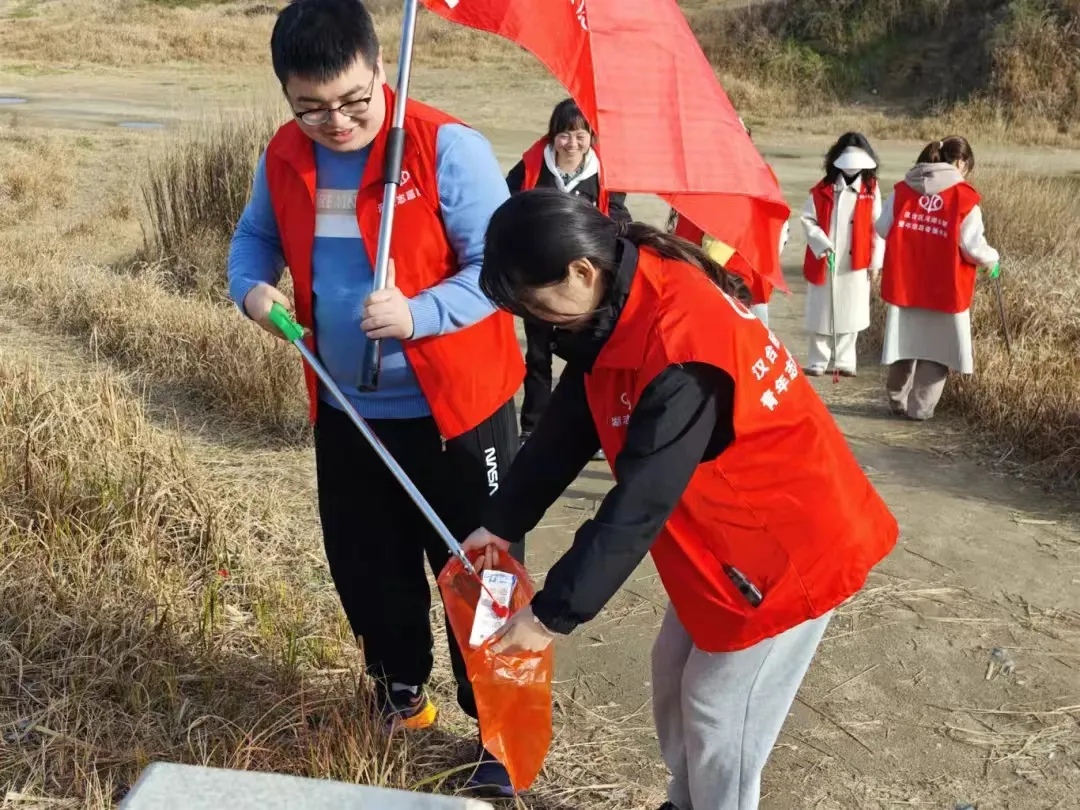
<box><xmin>227</xmin><ymin>0</ymin><xmax>523</xmax><ymax>796</ymax></box>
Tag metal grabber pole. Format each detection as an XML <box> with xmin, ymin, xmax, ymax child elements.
<box><xmin>828</xmin><ymin>250</ymin><xmax>840</xmax><ymax>384</ymax></box>
<box><xmin>358</xmin><ymin>0</ymin><xmax>421</xmax><ymax>392</ymax></box>
<box><xmin>991</xmin><ymin>261</ymin><xmax>1012</xmax><ymax>356</ymax></box>
<box><xmin>269</xmin><ymin>304</ymin><xmax>480</xmax><ymax>579</ymax></box>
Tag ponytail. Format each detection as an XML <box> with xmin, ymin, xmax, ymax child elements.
<box><xmin>618</xmin><ymin>219</ymin><xmax>750</xmax><ymax>304</ymax></box>
<box><xmin>917</xmin><ymin>135</ymin><xmax>975</xmax><ymax>170</ymax></box>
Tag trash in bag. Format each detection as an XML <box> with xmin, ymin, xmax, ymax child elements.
<box><xmin>437</xmin><ymin>554</ymin><xmax>553</xmax><ymax>793</ymax></box>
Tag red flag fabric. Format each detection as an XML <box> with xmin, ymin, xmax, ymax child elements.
<box><xmin>419</xmin><ymin>0</ymin><xmax>790</xmax><ymax>291</ymax></box>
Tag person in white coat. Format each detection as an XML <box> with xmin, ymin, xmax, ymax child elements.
<box><xmin>800</xmin><ymin>133</ymin><xmax>885</xmax><ymax>377</ymax></box>
<box><xmin>876</xmin><ymin>136</ymin><xmax>1000</xmax><ymax>420</ymax></box>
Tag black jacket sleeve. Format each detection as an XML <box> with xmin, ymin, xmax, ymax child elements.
<box><xmin>483</xmin><ymin>365</ymin><xmax>600</xmax><ymax>543</ymax></box>
<box><xmin>505</xmin><ymin>160</ymin><xmax>526</xmax><ymax>195</ymax></box>
<box><xmin>530</xmin><ymin>362</ymin><xmax>735</xmax><ymax>635</ymax></box>
<box><xmin>607</xmin><ymin>192</ymin><xmax>632</xmax><ymax>224</ymax></box>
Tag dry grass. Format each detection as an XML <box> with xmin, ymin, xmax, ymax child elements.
<box><xmin>0</xmin><ymin>350</ymin><xmax>659</xmax><ymax>808</ymax></box>
<box><xmin>944</xmin><ymin>702</ymin><xmax>1080</xmax><ymax>764</ymax></box>
<box><xmin>0</xmin><ymin>0</ymin><xmax>528</xmax><ymax>71</ymax></box>
<box><xmin>0</xmin><ymin>355</ymin><xmax>410</xmax><ymax>804</ymax></box>
<box><xmin>944</xmin><ymin>169</ymin><xmax>1080</xmax><ymax>484</ymax></box>
<box><xmin>687</xmin><ymin>0</ymin><xmax>1080</xmax><ymax>143</ymax></box>
<box><xmin>867</xmin><ymin>167</ymin><xmax>1080</xmax><ymax>486</ymax></box>
<box><xmin>0</xmin><ymin>0</ymin><xmax>275</xmax><ymax>68</ymax></box>
<box><xmin>139</xmin><ymin>109</ymin><xmax>282</xmax><ymax>299</ymax></box>
<box><xmin>0</xmin><ymin>234</ymin><xmax>309</xmax><ymax>442</ymax></box>
<box><xmin>0</xmin><ymin>130</ymin><xmax>74</xmax><ymax>228</ymax></box>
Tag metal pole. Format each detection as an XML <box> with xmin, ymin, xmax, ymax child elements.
<box><xmin>302</xmin><ymin>336</ymin><xmax>478</xmax><ymax>576</ymax></box>
<box><xmin>269</xmin><ymin>305</ymin><xmax>478</xmax><ymax>578</ymax></box>
<box><xmin>828</xmin><ymin>250</ymin><xmax>839</xmax><ymax>384</ymax></box>
<box><xmin>359</xmin><ymin>0</ymin><xmax>421</xmax><ymax>391</ymax></box>
<box><xmin>993</xmin><ymin>267</ymin><xmax>1012</xmax><ymax>356</ymax></box>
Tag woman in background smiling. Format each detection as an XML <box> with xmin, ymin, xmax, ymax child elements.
<box><xmin>507</xmin><ymin>98</ymin><xmax>631</xmax><ymax>456</ymax></box>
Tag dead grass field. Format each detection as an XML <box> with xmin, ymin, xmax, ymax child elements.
<box><xmin>3</xmin><ymin>1</ymin><xmax>1080</xmax><ymax>808</ymax></box>
<box><xmin>0</xmin><ymin>0</ymin><xmax>526</xmax><ymax>71</ymax></box>
<box><xmin>0</xmin><ymin>356</ymin><xmax>411</xmax><ymax>803</ymax></box>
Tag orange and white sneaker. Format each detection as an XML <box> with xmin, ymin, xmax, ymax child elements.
<box><xmin>381</xmin><ymin>686</ymin><xmax>438</xmax><ymax>732</ymax></box>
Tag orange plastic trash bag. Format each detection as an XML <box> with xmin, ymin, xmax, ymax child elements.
<box><xmin>436</xmin><ymin>555</ymin><xmax>553</xmax><ymax>793</ymax></box>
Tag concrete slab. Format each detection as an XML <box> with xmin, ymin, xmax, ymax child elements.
<box><xmin>119</xmin><ymin>763</ymin><xmax>494</xmax><ymax>810</ymax></box>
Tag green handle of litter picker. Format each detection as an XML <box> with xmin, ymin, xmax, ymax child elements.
<box><xmin>269</xmin><ymin>302</ymin><xmax>305</xmax><ymax>343</ymax></box>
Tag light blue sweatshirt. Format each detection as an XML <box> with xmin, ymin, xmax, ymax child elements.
<box><xmin>227</xmin><ymin>124</ymin><xmax>510</xmax><ymax>420</ymax></box>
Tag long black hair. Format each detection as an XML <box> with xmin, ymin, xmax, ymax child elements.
<box><xmin>481</xmin><ymin>189</ymin><xmax>747</xmax><ymax>320</ymax></box>
<box><xmin>824</xmin><ymin>131</ymin><xmax>879</xmax><ymax>186</ymax></box>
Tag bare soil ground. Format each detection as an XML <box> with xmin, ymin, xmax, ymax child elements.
<box><xmin>2</xmin><ymin>57</ymin><xmax>1079</xmax><ymax>810</ymax></box>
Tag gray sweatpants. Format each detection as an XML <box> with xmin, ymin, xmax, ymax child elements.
<box><xmin>886</xmin><ymin>359</ymin><xmax>949</xmax><ymax>420</ymax></box>
<box><xmin>651</xmin><ymin>605</ymin><xmax>833</xmax><ymax>810</ymax></box>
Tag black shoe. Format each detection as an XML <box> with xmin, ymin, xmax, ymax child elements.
<box><xmin>463</xmin><ymin>741</ymin><xmax>515</xmax><ymax>799</ymax></box>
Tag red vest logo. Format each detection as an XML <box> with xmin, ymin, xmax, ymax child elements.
<box><xmin>376</xmin><ymin>171</ymin><xmax>422</xmax><ymax>213</ymax></box>
<box><xmin>918</xmin><ymin>194</ymin><xmax>944</xmax><ymax>213</ymax></box>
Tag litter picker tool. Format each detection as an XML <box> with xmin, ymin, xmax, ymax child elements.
<box><xmin>828</xmin><ymin>250</ymin><xmax>840</xmax><ymax>384</ymax></box>
<box><xmin>357</xmin><ymin>0</ymin><xmax>420</xmax><ymax>393</ymax></box>
<box><xmin>269</xmin><ymin>303</ymin><xmax>509</xmax><ymax>618</ymax></box>
<box><xmin>991</xmin><ymin>262</ymin><xmax>1012</xmax><ymax>356</ymax></box>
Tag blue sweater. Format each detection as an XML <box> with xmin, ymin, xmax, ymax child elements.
<box><xmin>227</xmin><ymin>124</ymin><xmax>510</xmax><ymax>420</ymax></box>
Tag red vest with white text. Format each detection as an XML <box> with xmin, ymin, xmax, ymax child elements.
<box><xmin>263</xmin><ymin>85</ymin><xmax>524</xmax><ymax>438</ymax></box>
<box><xmin>585</xmin><ymin>248</ymin><xmax>898</xmax><ymax>651</ymax></box>
<box><xmin>880</xmin><ymin>181</ymin><xmax>982</xmax><ymax>314</ymax></box>
<box><xmin>803</xmin><ymin>178</ymin><xmax>876</xmax><ymax>285</ymax></box>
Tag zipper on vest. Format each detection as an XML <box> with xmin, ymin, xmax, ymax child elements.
<box><xmin>441</xmin><ymin>435</ymin><xmax>446</xmax><ymax>452</ymax></box>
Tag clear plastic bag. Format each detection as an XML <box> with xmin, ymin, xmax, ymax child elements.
<box><xmin>437</xmin><ymin>555</ymin><xmax>553</xmax><ymax>792</ymax></box>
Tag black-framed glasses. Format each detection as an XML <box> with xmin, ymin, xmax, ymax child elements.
<box><xmin>293</xmin><ymin>71</ymin><xmax>377</xmax><ymax>127</ymax></box>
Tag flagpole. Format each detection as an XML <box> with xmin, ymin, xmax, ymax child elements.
<box><xmin>358</xmin><ymin>0</ymin><xmax>420</xmax><ymax>391</ymax></box>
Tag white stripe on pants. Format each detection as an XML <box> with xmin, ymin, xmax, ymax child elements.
<box><xmin>807</xmin><ymin>332</ymin><xmax>857</xmax><ymax>373</ymax></box>
<box><xmin>651</xmin><ymin>605</ymin><xmax>833</xmax><ymax>810</ymax></box>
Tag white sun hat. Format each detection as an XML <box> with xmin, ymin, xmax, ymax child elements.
<box><xmin>832</xmin><ymin>146</ymin><xmax>877</xmax><ymax>172</ymax></box>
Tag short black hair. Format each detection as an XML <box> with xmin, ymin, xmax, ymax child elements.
<box><xmin>546</xmin><ymin>98</ymin><xmax>593</xmax><ymax>141</ymax></box>
<box><xmin>271</xmin><ymin>0</ymin><xmax>380</xmax><ymax>86</ymax></box>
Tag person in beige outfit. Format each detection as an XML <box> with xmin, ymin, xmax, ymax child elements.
<box><xmin>876</xmin><ymin>136</ymin><xmax>1000</xmax><ymax>420</ymax></box>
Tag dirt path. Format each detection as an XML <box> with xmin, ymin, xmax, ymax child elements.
<box><xmin>3</xmin><ymin>60</ymin><xmax>1079</xmax><ymax>809</ymax></box>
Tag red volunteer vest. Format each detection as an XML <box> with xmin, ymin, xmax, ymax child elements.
<box><xmin>880</xmin><ymin>182</ymin><xmax>982</xmax><ymax>314</ymax></box>
<box><xmin>803</xmin><ymin>178</ymin><xmax>876</xmax><ymax>285</ymax></box>
<box><xmin>264</xmin><ymin>86</ymin><xmax>524</xmax><ymax>438</ymax></box>
<box><xmin>520</xmin><ymin>137</ymin><xmax>610</xmax><ymax>215</ymax></box>
<box><xmin>585</xmin><ymin>249</ymin><xmax>898</xmax><ymax>651</ymax></box>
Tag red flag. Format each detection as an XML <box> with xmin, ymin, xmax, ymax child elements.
<box><xmin>419</xmin><ymin>0</ymin><xmax>790</xmax><ymax>291</ymax></box>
